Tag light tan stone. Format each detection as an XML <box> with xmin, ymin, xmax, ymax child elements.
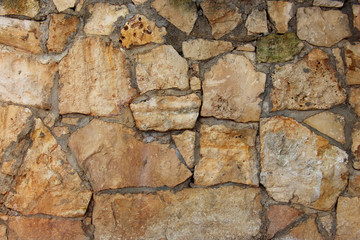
<box><xmin>132</xmin><ymin>0</ymin><xmax>148</xmax><ymax>4</ymax></box>
<box><xmin>201</xmin><ymin>0</ymin><xmax>242</xmax><ymax>39</ymax></box>
<box><xmin>68</xmin><ymin>119</ymin><xmax>191</xmax><ymax>192</ymax></box>
<box><xmin>182</xmin><ymin>39</ymin><xmax>233</xmax><ymax>60</ymax></box>
<box><xmin>53</xmin><ymin>126</ymin><xmax>69</xmax><ymax>137</ymax></box>
<box><xmin>297</xmin><ymin>7</ymin><xmax>351</xmax><ymax>47</ymax></box>
<box><xmin>62</xmin><ymin>117</ymin><xmax>78</xmax><ymax>125</ymax></box>
<box><xmin>93</xmin><ymin>186</ymin><xmax>262</xmax><ymax>240</ymax></box>
<box><xmin>1</xmin><ymin>159</ymin><xmax>17</xmax><ymax>175</ymax></box>
<box><xmin>53</xmin><ymin>0</ymin><xmax>76</xmax><ymax>12</ymax></box>
<box><xmin>245</xmin><ymin>9</ymin><xmax>268</xmax><ymax>34</ymax></box>
<box><xmin>304</xmin><ymin>111</ymin><xmax>345</xmax><ymax>144</ymax></box>
<box><xmin>8</xmin><ymin>217</ymin><xmax>89</xmax><ymax>240</ymax></box>
<box><xmin>190</xmin><ymin>76</ymin><xmax>201</xmax><ymax>91</ymax></box>
<box><xmin>173</xmin><ymin>130</ymin><xmax>195</xmax><ymax>168</ymax></box>
<box><xmin>75</xmin><ymin>0</ymin><xmax>84</xmax><ymax>11</ymax></box>
<box><xmin>313</xmin><ymin>0</ymin><xmax>344</xmax><ymax>7</ymax></box>
<box><xmin>345</xmin><ymin>42</ymin><xmax>360</xmax><ymax>85</ymax></box>
<box><xmin>267</xmin><ymin>205</ymin><xmax>302</xmax><ymax>239</ymax></box>
<box><xmin>236</xmin><ymin>43</ymin><xmax>255</xmax><ymax>52</ymax></box>
<box><xmin>121</xmin><ymin>14</ymin><xmax>166</xmax><ymax>49</ymax></box>
<box><xmin>335</xmin><ymin>197</ymin><xmax>360</xmax><ymax>240</ymax></box>
<box><xmin>0</xmin><ymin>0</ymin><xmax>39</xmax><ymax>17</ymax></box>
<box><xmin>348</xmin><ymin>173</ymin><xmax>360</xmax><ymax>197</ymax></box>
<box><xmin>130</xmin><ymin>94</ymin><xmax>201</xmax><ymax>131</ymax></box>
<box><xmin>59</xmin><ymin>37</ymin><xmax>137</xmax><ymax>116</ymax></box>
<box><xmin>352</xmin><ymin>123</ymin><xmax>360</xmax><ymax>168</ymax></box>
<box><xmin>333</xmin><ymin>48</ymin><xmax>345</xmax><ymax>75</ymax></box>
<box><xmin>278</xmin><ymin>217</ymin><xmax>324</xmax><ymax>240</ymax></box>
<box><xmin>0</xmin><ymin>225</ymin><xmax>6</xmax><ymax>238</ymax></box>
<box><xmin>350</xmin><ymin>88</ymin><xmax>360</xmax><ymax>117</ymax></box>
<box><xmin>0</xmin><ymin>214</ymin><xmax>7</xmax><ymax>222</ymax></box>
<box><xmin>152</xmin><ymin>0</ymin><xmax>197</xmax><ymax>35</ymax></box>
<box><xmin>43</xmin><ymin>113</ymin><xmax>56</xmax><ymax>128</ymax></box>
<box><xmin>318</xmin><ymin>214</ymin><xmax>333</xmax><ymax>235</ymax></box>
<box><xmin>201</xmin><ymin>54</ymin><xmax>266</xmax><ymax>122</ymax></box>
<box><xmin>194</xmin><ymin>123</ymin><xmax>258</xmax><ymax>186</ymax></box>
<box><xmin>84</xmin><ymin>3</ymin><xmax>128</xmax><ymax>36</ymax></box>
<box><xmin>271</xmin><ymin>49</ymin><xmax>346</xmax><ymax>111</ymax></box>
<box><xmin>5</xmin><ymin>119</ymin><xmax>92</xmax><ymax>217</ymax></box>
<box><xmin>260</xmin><ymin>116</ymin><xmax>348</xmax><ymax>211</ymax></box>
<box><xmin>353</xmin><ymin>5</ymin><xmax>359</xmax><ymax>30</ymax></box>
<box><xmin>136</xmin><ymin>45</ymin><xmax>189</xmax><ymax>94</ymax></box>
<box><xmin>267</xmin><ymin>1</ymin><xmax>293</xmax><ymax>33</ymax></box>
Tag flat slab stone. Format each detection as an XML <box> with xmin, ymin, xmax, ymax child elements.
<box><xmin>345</xmin><ymin>42</ymin><xmax>360</xmax><ymax>85</ymax></box>
<box><xmin>267</xmin><ymin>205</ymin><xmax>302</xmax><ymax>239</ymax></box>
<box><xmin>0</xmin><ymin>0</ymin><xmax>39</xmax><ymax>17</ymax></box>
<box><xmin>53</xmin><ymin>0</ymin><xmax>77</xmax><ymax>12</ymax></box>
<box><xmin>172</xmin><ymin>130</ymin><xmax>195</xmax><ymax>168</ymax></box>
<box><xmin>182</xmin><ymin>39</ymin><xmax>233</xmax><ymax>60</ymax></box>
<box><xmin>267</xmin><ymin>1</ymin><xmax>293</xmax><ymax>33</ymax></box>
<box><xmin>245</xmin><ymin>9</ymin><xmax>268</xmax><ymax>34</ymax></box>
<box><xmin>313</xmin><ymin>0</ymin><xmax>344</xmax><ymax>7</ymax></box>
<box><xmin>336</xmin><ymin>197</ymin><xmax>360</xmax><ymax>240</ymax></box>
<box><xmin>277</xmin><ymin>217</ymin><xmax>324</xmax><ymax>240</ymax></box>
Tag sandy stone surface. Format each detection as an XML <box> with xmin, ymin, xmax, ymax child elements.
<box><xmin>335</xmin><ymin>197</ymin><xmax>360</xmax><ymax>240</ymax></box>
<box><xmin>267</xmin><ymin>205</ymin><xmax>302</xmax><ymax>238</ymax></box>
<box><xmin>236</xmin><ymin>43</ymin><xmax>255</xmax><ymax>52</ymax></box>
<box><xmin>267</xmin><ymin>1</ymin><xmax>293</xmax><ymax>33</ymax></box>
<box><xmin>0</xmin><ymin>0</ymin><xmax>39</xmax><ymax>17</ymax></box>
<box><xmin>350</xmin><ymin>88</ymin><xmax>360</xmax><ymax>117</ymax></box>
<box><xmin>345</xmin><ymin>42</ymin><xmax>360</xmax><ymax>85</ymax></box>
<box><xmin>53</xmin><ymin>0</ymin><xmax>77</xmax><ymax>12</ymax></box>
<box><xmin>277</xmin><ymin>217</ymin><xmax>324</xmax><ymax>240</ymax></box>
<box><xmin>172</xmin><ymin>131</ymin><xmax>195</xmax><ymax>168</ymax></box>
<box><xmin>318</xmin><ymin>214</ymin><xmax>334</xmax><ymax>236</ymax></box>
<box><xmin>245</xmin><ymin>9</ymin><xmax>268</xmax><ymax>34</ymax></box>
<box><xmin>182</xmin><ymin>39</ymin><xmax>233</xmax><ymax>60</ymax></box>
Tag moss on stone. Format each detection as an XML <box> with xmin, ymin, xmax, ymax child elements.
<box><xmin>169</xmin><ymin>0</ymin><xmax>194</xmax><ymax>11</ymax></box>
<box><xmin>3</xmin><ymin>0</ymin><xmax>39</xmax><ymax>15</ymax></box>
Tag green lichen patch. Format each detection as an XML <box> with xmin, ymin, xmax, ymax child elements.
<box><xmin>169</xmin><ymin>0</ymin><xmax>194</xmax><ymax>11</ymax></box>
<box><xmin>2</xmin><ymin>0</ymin><xmax>39</xmax><ymax>17</ymax></box>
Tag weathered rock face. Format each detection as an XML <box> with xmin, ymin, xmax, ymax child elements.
<box><xmin>345</xmin><ymin>42</ymin><xmax>360</xmax><ymax>85</ymax></box>
<box><xmin>267</xmin><ymin>1</ymin><xmax>293</xmax><ymax>33</ymax></box>
<box><xmin>271</xmin><ymin>49</ymin><xmax>346</xmax><ymax>111</ymax></box>
<box><xmin>53</xmin><ymin>0</ymin><xmax>77</xmax><ymax>12</ymax></box>
<box><xmin>194</xmin><ymin>123</ymin><xmax>258</xmax><ymax>186</ymax></box>
<box><xmin>348</xmin><ymin>173</ymin><xmax>360</xmax><ymax>197</ymax></box>
<box><xmin>336</xmin><ymin>197</ymin><xmax>360</xmax><ymax>240</ymax></box>
<box><xmin>93</xmin><ymin>186</ymin><xmax>262</xmax><ymax>240</ymax></box>
<box><xmin>130</xmin><ymin>94</ymin><xmax>201</xmax><ymax>131</ymax></box>
<box><xmin>172</xmin><ymin>130</ymin><xmax>195</xmax><ymax>168</ymax></box>
<box><xmin>136</xmin><ymin>45</ymin><xmax>189</xmax><ymax>93</ymax></box>
<box><xmin>0</xmin><ymin>224</ymin><xmax>6</xmax><ymax>240</ymax></box>
<box><xmin>0</xmin><ymin>0</ymin><xmax>39</xmax><ymax>17</ymax></box>
<box><xmin>201</xmin><ymin>54</ymin><xmax>266</xmax><ymax>122</ymax></box>
<box><xmin>353</xmin><ymin>5</ymin><xmax>359</xmax><ymax>30</ymax></box>
<box><xmin>5</xmin><ymin>119</ymin><xmax>92</xmax><ymax>217</ymax></box>
<box><xmin>297</xmin><ymin>7</ymin><xmax>351</xmax><ymax>47</ymax></box>
<box><xmin>333</xmin><ymin>47</ymin><xmax>345</xmax><ymax>75</ymax></box>
<box><xmin>68</xmin><ymin>119</ymin><xmax>191</xmax><ymax>192</ymax></box>
<box><xmin>313</xmin><ymin>0</ymin><xmax>344</xmax><ymax>7</ymax></box>
<box><xmin>350</xmin><ymin>88</ymin><xmax>360</xmax><ymax>117</ymax></box>
<box><xmin>318</xmin><ymin>214</ymin><xmax>334</xmax><ymax>236</ymax></box>
<box><xmin>352</xmin><ymin>123</ymin><xmax>360</xmax><ymax>169</ymax></box>
<box><xmin>245</xmin><ymin>9</ymin><xmax>268</xmax><ymax>34</ymax></box>
<box><xmin>260</xmin><ymin>116</ymin><xmax>348</xmax><ymax>211</ymax></box>
<box><xmin>59</xmin><ymin>37</ymin><xmax>137</xmax><ymax>116</ymax></box>
<box><xmin>267</xmin><ymin>205</ymin><xmax>302</xmax><ymax>239</ymax></box>
<box><xmin>277</xmin><ymin>217</ymin><xmax>324</xmax><ymax>240</ymax></box>
<box><xmin>182</xmin><ymin>39</ymin><xmax>233</xmax><ymax>60</ymax></box>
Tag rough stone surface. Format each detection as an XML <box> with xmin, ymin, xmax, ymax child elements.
<box><xmin>304</xmin><ymin>111</ymin><xmax>345</xmax><ymax>144</ymax></box>
<box><xmin>236</xmin><ymin>43</ymin><xmax>255</xmax><ymax>52</ymax></box>
<box><xmin>313</xmin><ymin>0</ymin><xmax>344</xmax><ymax>7</ymax></box>
<box><xmin>182</xmin><ymin>39</ymin><xmax>233</xmax><ymax>60</ymax></box>
<box><xmin>352</xmin><ymin>123</ymin><xmax>360</xmax><ymax>168</ymax></box>
<box><xmin>201</xmin><ymin>54</ymin><xmax>266</xmax><ymax>122</ymax></box>
<box><xmin>297</xmin><ymin>7</ymin><xmax>351</xmax><ymax>47</ymax></box>
<box><xmin>190</xmin><ymin>76</ymin><xmax>201</xmax><ymax>91</ymax></box>
<box><xmin>172</xmin><ymin>131</ymin><xmax>195</xmax><ymax>168</ymax></box>
<box><xmin>132</xmin><ymin>0</ymin><xmax>148</xmax><ymax>4</ymax></box>
<box><xmin>93</xmin><ymin>186</ymin><xmax>262</xmax><ymax>240</ymax></box>
<box><xmin>333</xmin><ymin>48</ymin><xmax>345</xmax><ymax>75</ymax></box>
<box><xmin>267</xmin><ymin>205</ymin><xmax>302</xmax><ymax>239</ymax></box>
<box><xmin>59</xmin><ymin>37</ymin><xmax>137</xmax><ymax>116</ymax></box>
<box><xmin>277</xmin><ymin>217</ymin><xmax>324</xmax><ymax>240</ymax></box>
<box><xmin>152</xmin><ymin>0</ymin><xmax>197</xmax><ymax>35</ymax></box>
<box><xmin>194</xmin><ymin>123</ymin><xmax>258</xmax><ymax>186</ymax></box>
<box><xmin>350</xmin><ymin>88</ymin><xmax>360</xmax><ymax>117</ymax></box>
<box><xmin>136</xmin><ymin>45</ymin><xmax>189</xmax><ymax>93</ymax></box>
<box><xmin>53</xmin><ymin>126</ymin><xmax>69</xmax><ymax>137</ymax></box>
<box><xmin>267</xmin><ymin>1</ymin><xmax>293</xmax><ymax>33</ymax></box>
<box><xmin>0</xmin><ymin>224</ymin><xmax>6</xmax><ymax>239</ymax></box>
<box><xmin>336</xmin><ymin>197</ymin><xmax>360</xmax><ymax>240</ymax></box>
<box><xmin>353</xmin><ymin>5</ymin><xmax>359</xmax><ymax>30</ymax></box>
<box><xmin>348</xmin><ymin>173</ymin><xmax>360</xmax><ymax>197</ymax></box>
<box><xmin>345</xmin><ymin>42</ymin><xmax>360</xmax><ymax>85</ymax></box>
<box><xmin>53</xmin><ymin>0</ymin><xmax>76</xmax><ymax>12</ymax></box>
<box><xmin>62</xmin><ymin>117</ymin><xmax>79</xmax><ymax>125</ymax></box>
<box><xmin>130</xmin><ymin>94</ymin><xmax>201</xmax><ymax>131</ymax></box>
<box><xmin>0</xmin><ymin>0</ymin><xmax>39</xmax><ymax>17</ymax></box>
<box><xmin>245</xmin><ymin>9</ymin><xmax>268</xmax><ymax>34</ymax></box>
<box><xmin>68</xmin><ymin>119</ymin><xmax>191</xmax><ymax>192</ymax></box>
<box><xmin>318</xmin><ymin>214</ymin><xmax>334</xmax><ymax>236</ymax></box>
<box><xmin>271</xmin><ymin>49</ymin><xmax>346</xmax><ymax>111</ymax></box>
<box><xmin>121</xmin><ymin>14</ymin><xmax>166</xmax><ymax>49</ymax></box>
<box><xmin>260</xmin><ymin>116</ymin><xmax>348</xmax><ymax>211</ymax></box>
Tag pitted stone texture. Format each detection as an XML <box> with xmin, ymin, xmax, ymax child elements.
<box><xmin>5</xmin><ymin>119</ymin><xmax>92</xmax><ymax>217</ymax></box>
<box><xmin>121</xmin><ymin>14</ymin><xmax>166</xmax><ymax>49</ymax></box>
<box><xmin>313</xmin><ymin>0</ymin><xmax>344</xmax><ymax>7</ymax></box>
<box><xmin>53</xmin><ymin>0</ymin><xmax>77</xmax><ymax>12</ymax></box>
<box><xmin>0</xmin><ymin>48</ymin><xmax>57</xmax><ymax>109</ymax></box>
<box><xmin>267</xmin><ymin>205</ymin><xmax>302</xmax><ymax>239</ymax></box>
<box><xmin>68</xmin><ymin>119</ymin><xmax>191</xmax><ymax>192</ymax></box>
<box><xmin>152</xmin><ymin>0</ymin><xmax>197</xmax><ymax>35</ymax></box>
<box><xmin>201</xmin><ymin>54</ymin><xmax>266</xmax><ymax>122</ymax></box>
<box><xmin>352</xmin><ymin>123</ymin><xmax>360</xmax><ymax>169</ymax></box>
<box><xmin>84</xmin><ymin>3</ymin><xmax>128</xmax><ymax>36</ymax></box>
<box><xmin>353</xmin><ymin>5</ymin><xmax>359</xmax><ymax>30</ymax></box>
<box><xmin>194</xmin><ymin>123</ymin><xmax>258</xmax><ymax>186</ymax></box>
<box><xmin>201</xmin><ymin>0</ymin><xmax>242</xmax><ymax>39</ymax></box>
<box><xmin>93</xmin><ymin>186</ymin><xmax>262</xmax><ymax>240</ymax></box>
<box><xmin>348</xmin><ymin>173</ymin><xmax>360</xmax><ymax>197</ymax></box>
<box><xmin>271</xmin><ymin>49</ymin><xmax>346</xmax><ymax>111</ymax></box>
<box><xmin>0</xmin><ymin>0</ymin><xmax>39</xmax><ymax>17</ymax></box>
<box><xmin>277</xmin><ymin>217</ymin><xmax>324</xmax><ymax>240</ymax></box>
<box><xmin>59</xmin><ymin>37</ymin><xmax>137</xmax><ymax>116</ymax></box>
<box><xmin>297</xmin><ymin>7</ymin><xmax>351</xmax><ymax>47</ymax></box>
<box><xmin>172</xmin><ymin>131</ymin><xmax>195</xmax><ymax>168</ymax></box>
<box><xmin>182</xmin><ymin>39</ymin><xmax>233</xmax><ymax>60</ymax></box>
<box><xmin>245</xmin><ymin>9</ymin><xmax>268</xmax><ymax>34</ymax></box>
<box><xmin>260</xmin><ymin>116</ymin><xmax>348</xmax><ymax>211</ymax></box>
<box><xmin>350</xmin><ymin>88</ymin><xmax>360</xmax><ymax>117</ymax></box>
<box><xmin>130</xmin><ymin>94</ymin><xmax>201</xmax><ymax>131</ymax></box>
<box><xmin>345</xmin><ymin>42</ymin><xmax>360</xmax><ymax>85</ymax></box>
<box><xmin>336</xmin><ymin>197</ymin><xmax>360</xmax><ymax>240</ymax></box>
<box><xmin>267</xmin><ymin>1</ymin><xmax>293</xmax><ymax>33</ymax></box>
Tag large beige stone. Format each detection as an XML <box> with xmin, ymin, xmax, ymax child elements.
<box><xmin>0</xmin><ymin>48</ymin><xmax>58</xmax><ymax>109</ymax></box>
<box><xmin>353</xmin><ymin>5</ymin><xmax>359</xmax><ymax>30</ymax></box>
<box><xmin>336</xmin><ymin>197</ymin><xmax>360</xmax><ymax>240</ymax></box>
<box><xmin>5</xmin><ymin>119</ymin><xmax>92</xmax><ymax>217</ymax></box>
<box><xmin>182</xmin><ymin>39</ymin><xmax>233</xmax><ymax>60</ymax></box>
<box><xmin>130</xmin><ymin>94</ymin><xmax>201</xmax><ymax>132</ymax></box>
<box><xmin>93</xmin><ymin>186</ymin><xmax>262</xmax><ymax>239</ymax></box>
<box><xmin>53</xmin><ymin>0</ymin><xmax>76</xmax><ymax>12</ymax></box>
<box><xmin>245</xmin><ymin>9</ymin><xmax>268</xmax><ymax>34</ymax></box>
<box><xmin>267</xmin><ymin>1</ymin><xmax>293</xmax><ymax>33</ymax></box>
<box><xmin>201</xmin><ymin>54</ymin><xmax>266</xmax><ymax>122</ymax></box>
<box><xmin>271</xmin><ymin>49</ymin><xmax>346</xmax><ymax>111</ymax></box>
<box><xmin>68</xmin><ymin>119</ymin><xmax>191</xmax><ymax>192</ymax></box>
<box><xmin>352</xmin><ymin>123</ymin><xmax>360</xmax><ymax>169</ymax></box>
<box><xmin>59</xmin><ymin>37</ymin><xmax>137</xmax><ymax>116</ymax></box>
<box><xmin>350</xmin><ymin>88</ymin><xmax>360</xmax><ymax>117</ymax></box>
<box><xmin>152</xmin><ymin>0</ymin><xmax>197</xmax><ymax>35</ymax></box>
<box><xmin>0</xmin><ymin>0</ymin><xmax>39</xmax><ymax>17</ymax></box>
<box><xmin>277</xmin><ymin>217</ymin><xmax>324</xmax><ymax>240</ymax></box>
<box><xmin>194</xmin><ymin>123</ymin><xmax>258</xmax><ymax>186</ymax></box>
<box><xmin>172</xmin><ymin>131</ymin><xmax>195</xmax><ymax>168</ymax></box>
<box><xmin>260</xmin><ymin>116</ymin><xmax>348</xmax><ymax>211</ymax></box>
<box><xmin>345</xmin><ymin>42</ymin><xmax>360</xmax><ymax>85</ymax></box>
<box><xmin>297</xmin><ymin>7</ymin><xmax>351</xmax><ymax>47</ymax></box>
<box><xmin>267</xmin><ymin>205</ymin><xmax>302</xmax><ymax>239</ymax></box>
<box><xmin>313</xmin><ymin>0</ymin><xmax>344</xmax><ymax>7</ymax></box>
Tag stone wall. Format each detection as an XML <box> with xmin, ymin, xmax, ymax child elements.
<box><xmin>0</xmin><ymin>0</ymin><xmax>359</xmax><ymax>239</ymax></box>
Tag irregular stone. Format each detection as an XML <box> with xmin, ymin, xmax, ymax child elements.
<box><xmin>348</xmin><ymin>173</ymin><xmax>360</xmax><ymax>196</ymax></box>
<box><xmin>136</xmin><ymin>45</ymin><xmax>189</xmax><ymax>93</ymax></box>
<box><xmin>267</xmin><ymin>1</ymin><xmax>293</xmax><ymax>33</ymax></box>
<box><xmin>62</xmin><ymin>117</ymin><xmax>79</xmax><ymax>125</ymax></box>
<box><xmin>84</xmin><ymin>3</ymin><xmax>128</xmax><ymax>36</ymax></box>
<box><xmin>304</xmin><ymin>111</ymin><xmax>345</xmax><ymax>144</ymax></box>
<box><xmin>0</xmin><ymin>48</ymin><xmax>58</xmax><ymax>109</ymax></box>
<box><xmin>256</xmin><ymin>33</ymin><xmax>303</xmax><ymax>63</ymax></box>
<box><xmin>120</xmin><ymin>14</ymin><xmax>166</xmax><ymax>49</ymax></box>
<box><xmin>260</xmin><ymin>116</ymin><xmax>348</xmax><ymax>211</ymax></box>
<box><xmin>353</xmin><ymin>5</ymin><xmax>359</xmax><ymax>30</ymax></box>
<box><xmin>182</xmin><ymin>39</ymin><xmax>233</xmax><ymax>60</ymax></box>
<box><xmin>5</xmin><ymin>119</ymin><xmax>92</xmax><ymax>217</ymax></box>
<box><xmin>0</xmin><ymin>224</ymin><xmax>6</xmax><ymax>239</ymax></box>
<box><xmin>0</xmin><ymin>17</ymin><xmax>42</xmax><ymax>54</ymax></box>
<box><xmin>201</xmin><ymin>54</ymin><xmax>266</xmax><ymax>122</ymax></box>
<box><xmin>271</xmin><ymin>49</ymin><xmax>346</xmax><ymax>111</ymax></box>
<box><xmin>75</xmin><ymin>0</ymin><xmax>84</xmax><ymax>11</ymax></box>
<box><xmin>277</xmin><ymin>217</ymin><xmax>324</xmax><ymax>240</ymax></box>
<box><xmin>132</xmin><ymin>0</ymin><xmax>148</xmax><ymax>4</ymax></box>
<box><xmin>1</xmin><ymin>159</ymin><xmax>17</xmax><ymax>175</ymax></box>
<box><xmin>172</xmin><ymin>131</ymin><xmax>195</xmax><ymax>168</ymax></box>
<box><xmin>59</xmin><ymin>37</ymin><xmax>137</xmax><ymax>116</ymax></box>
<box><xmin>47</xmin><ymin>14</ymin><xmax>79</xmax><ymax>53</ymax></box>
<box><xmin>201</xmin><ymin>0</ymin><xmax>242</xmax><ymax>39</ymax></box>
<box><xmin>68</xmin><ymin>119</ymin><xmax>191</xmax><ymax>192</ymax></box>
<box><xmin>267</xmin><ymin>205</ymin><xmax>302</xmax><ymax>239</ymax></box>
<box><xmin>194</xmin><ymin>123</ymin><xmax>258</xmax><ymax>186</ymax></box>
<box><xmin>345</xmin><ymin>42</ymin><xmax>360</xmax><ymax>85</ymax></box>
<box><xmin>333</xmin><ymin>48</ymin><xmax>345</xmax><ymax>75</ymax></box>
<box><xmin>336</xmin><ymin>197</ymin><xmax>360</xmax><ymax>240</ymax></box>
<box><xmin>313</xmin><ymin>0</ymin><xmax>344</xmax><ymax>7</ymax></box>
<box><xmin>0</xmin><ymin>0</ymin><xmax>39</xmax><ymax>17</ymax></box>
<box><xmin>8</xmin><ymin>217</ymin><xmax>89</xmax><ymax>240</ymax></box>
<box><xmin>53</xmin><ymin>126</ymin><xmax>69</xmax><ymax>137</ymax></box>
<box><xmin>53</xmin><ymin>0</ymin><xmax>77</xmax><ymax>12</ymax></box>
<box><xmin>318</xmin><ymin>214</ymin><xmax>334</xmax><ymax>236</ymax></box>
<box><xmin>236</xmin><ymin>43</ymin><xmax>255</xmax><ymax>52</ymax></box>
<box><xmin>352</xmin><ymin>122</ymin><xmax>360</xmax><ymax>167</ymax></box>
<box><xmin>190</xmin><ymin>76</ymin><xmax>201</xmax><ymax>91</ymax></box>
<box><xmin>297</xmin><ymin>7</ymin><xmax>351</xmax><ymax>47</ymax></box>
<box><xmin>350</xmin><ymin>88</ymin><xmax>360</xmax><ymax>117</ymax></box>
<box><xmin>43</xmin><ymin>113</ymin><xmax>56</xmax><ymax>128</ymax></box>
<box><xmin>130</xmin><ymin>94</ymin><xmax>201</xmax><ymax>131</ymax></box>
<box><xmin>93</xmin><ymin>186</ymin><xmax>262</xmax><ymax>240</ymax></box>
<box><xmin>245</xmin><ymin>9</ymin><xmax>268</xmax><ymax>34</ymax></box>
<box><xmin>152</xmin><ymin>0</ymin><xmax>197</xmax><ymax>35</ymax></box>
<box><xmin>0</xmin><ymin>214</ymin><xmax>7</xmax><ymax>221</ymax></box>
